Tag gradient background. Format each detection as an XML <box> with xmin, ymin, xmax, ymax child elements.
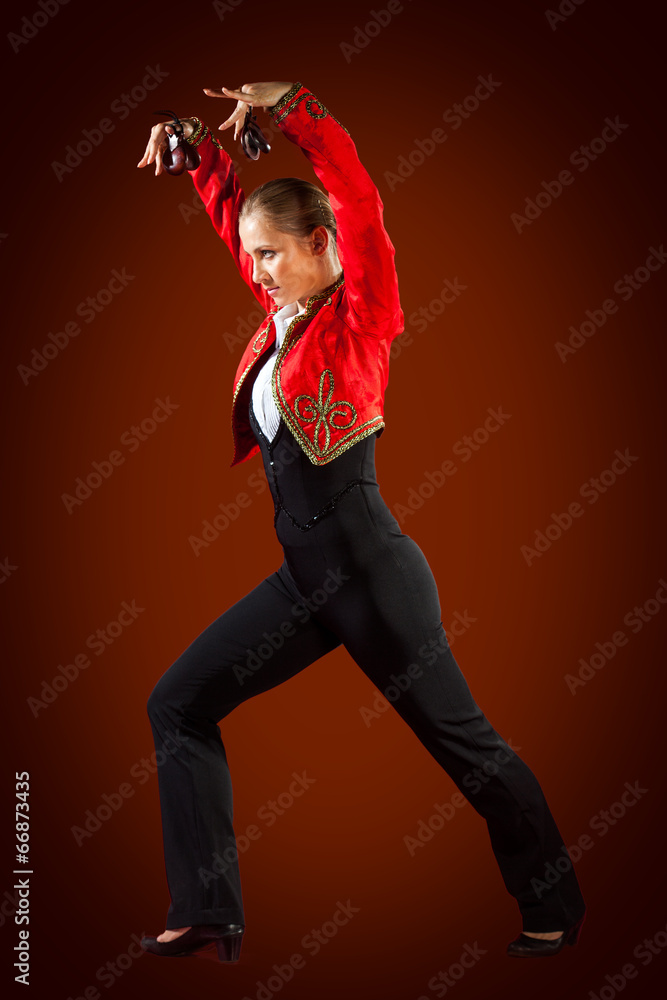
<box><xmin>2</xmin><ymin>0</ymin><xmax>666</xmax><ymax>997</ymax></box>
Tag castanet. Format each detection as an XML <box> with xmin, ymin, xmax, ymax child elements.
<box><xmin>153</xmin><ymin>109</ymin><xmax>201</xmax><ymax>175</ymax></box>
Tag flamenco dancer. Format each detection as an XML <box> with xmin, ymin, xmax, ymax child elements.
<box><xmin>136</xmin><ymin>80</ymin><xmax>586</xmax><ymax>962</ymax></box>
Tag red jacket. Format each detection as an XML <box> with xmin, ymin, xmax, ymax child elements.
<box><xmin>187</xmin><ymin>81</ymin><xmax>404</xmax><ymax>467</ymax></box>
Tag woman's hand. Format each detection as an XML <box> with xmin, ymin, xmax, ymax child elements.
<box><xmin>203</xmin><ymin>82</ymin><xmax>294</xmax><ymax>140</ymax></box>
<box><xmin>136</xmin><ymin>117</ymin><xmax>197</xmax><ymax>176</ymax></box>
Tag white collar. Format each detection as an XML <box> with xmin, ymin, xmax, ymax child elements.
<box><xmin>274</xmin><ymin>300</ymin><xmax>306</xmax><ymax>319</ymax></box>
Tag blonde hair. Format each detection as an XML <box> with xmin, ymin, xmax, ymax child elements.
<box><xmin>239</xmin><ymin>177</ymin><xmax>337</xmax><ymax>248</ymax></box>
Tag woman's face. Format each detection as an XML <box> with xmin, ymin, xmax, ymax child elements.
<box><xmin>238</xmin><ymin>214</ymin><xmax>331</xmax><ymax>309</ymax></box>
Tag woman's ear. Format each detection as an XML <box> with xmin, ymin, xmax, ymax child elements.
<box><xmin>312</xmin><ymin>225</ymin><xmax>330</xmax><ymax>256</ymax></box>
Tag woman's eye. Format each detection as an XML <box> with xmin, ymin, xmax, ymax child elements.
<box><xmin>261</xmin><ymin>250</ymin><xmax>274</xmax><ymax>258</ymax></box>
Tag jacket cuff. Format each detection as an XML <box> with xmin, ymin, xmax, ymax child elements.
<box><xmin>267</xmin><ymin>82</ymin><xmax>351</xmax><ymax>138</ymax></box>
<box><xmin>185</xmin><ymin>117</ymin><xmax>225</xmax><ymax>151</ymax></box>
<box><xmin>267</xmin><ymin>82</ymin><xmax>303</xmax><ymax>121</ymax></box>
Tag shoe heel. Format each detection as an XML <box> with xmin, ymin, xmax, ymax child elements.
<box><xmin>566</xmin><ymin>914</ymin><xmax>585</xmax><ymax>947</ymax></box>
<box><xmin>216</xmin><ymin>932</ymin><xmax>243</xmax><ymax>963</ymax></box>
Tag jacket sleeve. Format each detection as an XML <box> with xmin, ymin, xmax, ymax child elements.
<box><xmin>266</xmin><ymin>82</ymin><xmax>404</xmax><ymax>340</ymax></box>
<box><xmin>185</xmin><ymin>120</ymin><xmax>273</xmax><ymax>314</ymax></box>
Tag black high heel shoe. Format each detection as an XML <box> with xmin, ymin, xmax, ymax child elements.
<box><xmin>140</xmin><ymin>923</ymin><xmax>245</xmax><ymax>962</ymax></box>
<box><xmin>506</xmin><ymin>913</ymin><xmax>585</xmax><ymax>957</ymax></box>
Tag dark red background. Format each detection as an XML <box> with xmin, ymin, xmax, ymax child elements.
<box><xmin>2</xmin><ymin>0</ymin><xmax>666</xmax><ymax>997</ymax></box>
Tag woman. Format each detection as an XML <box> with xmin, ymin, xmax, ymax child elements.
<box><xmin>136</xmin><ymin>80</ymin><xmax>586</xmax><ymax>962</ymax></box>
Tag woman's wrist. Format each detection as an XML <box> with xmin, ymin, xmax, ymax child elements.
<box><xmin>184</xmin><ymin>116</ymin><xmax>226</xmax><ymax>152</ymax></box>
<box><xmin>267</xmin><ymin>82</ymin><xmax>302</xmax><ymax>118</ymax></box>
<box><xmin>185</xmin><ymin>117</ymin><xmax>207</xmax><ymax>146</ymax></box>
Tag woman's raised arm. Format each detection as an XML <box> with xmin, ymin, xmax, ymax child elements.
<box><xmin>206</xmin><ymin>82</ymin><xmax>404</xmax><ymax>340</ymax></box>
<box><xmin>135</xmin><ymin>101</ymin><xmax>281</xmax><ymax>314</ymax></box>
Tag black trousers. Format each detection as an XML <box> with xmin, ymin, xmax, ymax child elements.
<box><xmin>147</xmin><ymin>400</ymin><xmax>586</xmax><ymax>932</ymax></box>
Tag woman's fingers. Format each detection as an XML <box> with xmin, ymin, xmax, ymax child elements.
<box><xmin>136</xmin><ymin>123</ymin><xmax>172</xmax><ymax>171</ymax></box>
<box><xmin>203</xmin><ymin>86</ymin><xmax>252</xmax><ymax>133</ymax></box>
<box><xmin>137</xmin><ymin>127</ymin><xmax>159</xmax><ymax>167</ymax></box>
<box><xmin>224</xmin><ymin>103</ymin><xmax>248</xmax><ymax>136</ymax></box>
<box><xmin>137</xmin><ymin>139</ymin><xmax>158</xmax><ymax>169</ymax></box>
<box><xmin>217</xmin><ymin>107</ymin><xmax>240</xmax><ymax>130</ymax></box>
<box><xmin>136</xmin><ymin>143</ymin><xmax>151</xmax><ymax>168</ymax></box>
<box><xmin>230</xmin><ymin>102</ymin><xmax>247</xmax><ymax>139</ymax></box>
<box><xmin>221</xmin><ymin>86</ymin><xmax>255</xmax><ymax>103</ymax></box>
<box><xmin>202</xmin><ymin>86</ymin><xmax>254</xmax><ymax>103</ymax></box>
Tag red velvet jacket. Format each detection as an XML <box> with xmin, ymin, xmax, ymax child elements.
<box><xmin>187</xmin><ymin>81</ymin><xmax>404</xmax><ymax>467</ymax></box>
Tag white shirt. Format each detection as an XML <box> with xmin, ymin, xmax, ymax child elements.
<box><xmin>251</xmin><ymin>299</ymin><xmax>307</xmax><ymax>441</ymax></box>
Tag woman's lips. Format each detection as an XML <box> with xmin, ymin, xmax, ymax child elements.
<box><xmin>267</xmin><ymin>286</ymin><xmax>280</xmax><ymax>294</ymax></box>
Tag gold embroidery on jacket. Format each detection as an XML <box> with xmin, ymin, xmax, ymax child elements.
<box><xmin>267</xmin><ymin>272</ymin><xmax>384</xmax><ymax>464</ymax></box>
<box><xmin>231</xmin><ymin>271</ymin><xmax>384</xmax><ymax>466</ymax></box>
<box><xmin>269</xmin><ymin>83</ymin><xmax>350</xmax><ymax>135</ymax></box>
<box><xmin>252</xmin><ymin>316</ymin><xmax>274</xmax><ymax>354</ymax></box>
<box><xmin>230</xmin><ymin>353</ymin><xmax>263</xmax><ymax>465</ymax></box>
<box><xmin>252</xmin><ymin>332</ymin><xmax>267</xmax><ymax>353</ymax></box>
<box><xmin>231</xmin><ymin>276</ymin><xmax>341</xmax><ymax>463</ymax></box>
<box><xmin>293</xmin><ymin>370</ymin><xmax>357</xmax><ymax>456</ymax></box>
<box><xmin>231</xmin><ymin>360</ymin><xmax>255</xmax><ymax>414</ymax></box>
<box><xmin>267</xmin><ymin>82</ymin><xmax>302</xmax><ymax>117</ymax></box>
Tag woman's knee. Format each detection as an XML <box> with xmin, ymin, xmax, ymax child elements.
<box><xmin>146</xmin><ymin>668</ymin><xmax>183</xmax><ymax>725</ymax></box>
<box><xmin>146</xmin><ymin>680</ymin><xmax>164</xmax><ymax>724</ymax></box>
<box><xmin>146</xmin><ymin>658</ymin><xmax>233</xmax><ymax>729</ymax></box>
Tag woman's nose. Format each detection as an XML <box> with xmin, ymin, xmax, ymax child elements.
<box><xmin>252</xmin><ymin>261</ymin><xmax>271</xmax><ymax>284</ymax></box>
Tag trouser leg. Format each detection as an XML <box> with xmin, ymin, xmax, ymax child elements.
<box><xmin>309</xmin><ymin>531</ymin><xmax>586</xmax><ymax>932</ymax></box>
<box><xmin>364</xmin><ymin>631</ymin><xmax>586</xmax><ymax>931</ymax></box>
<box><xmin>146</xmin><ymin>562</ymin><xmax>341</xmax><ymax>929</ymax></box>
